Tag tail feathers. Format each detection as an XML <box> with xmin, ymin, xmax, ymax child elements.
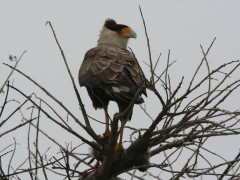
<box><xmin>111</xmin><ymin>86</ymin><xmax>144</xmax><ymax>104</ymax></box>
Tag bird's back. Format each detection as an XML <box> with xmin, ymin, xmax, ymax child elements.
<box><xmin>79</xmin><ymin>45</ymin><xmax>147</xmax><ymax>116</ymax></box>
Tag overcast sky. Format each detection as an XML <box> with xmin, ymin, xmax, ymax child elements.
<box><xmin>1</xmin><ymin>1</ymin><xmax>240</xmax><ymax>179</ymax></box>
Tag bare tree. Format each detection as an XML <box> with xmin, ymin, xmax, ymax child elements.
<box><xmin>1</xmin><ymin>8</ymin><xmax>240</xmax><ymax>180</ymax></box>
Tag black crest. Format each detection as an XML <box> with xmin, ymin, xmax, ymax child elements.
<box><xmin>104</xmin><ymin>18</ymin><xmax>128</xmax><ymax>32</ymax></box>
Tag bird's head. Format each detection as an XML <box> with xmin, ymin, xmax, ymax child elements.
<box><xmin>97</xmin><ymin>19</ymin><xmax>137</xmax><ymax>49</ymax></box>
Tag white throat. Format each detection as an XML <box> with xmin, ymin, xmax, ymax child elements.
<box><xmin>97</xmin><ymin>27</ymin><xmax>129</xmax><ymax>49</ymax></box>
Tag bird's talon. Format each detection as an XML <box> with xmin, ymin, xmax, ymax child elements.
<box><xmin>98</xmin><ymin>131</ymin><xmax>111</xmax><ymax>141</ymax></box>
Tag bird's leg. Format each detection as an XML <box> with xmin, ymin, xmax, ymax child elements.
<box><xmin>104</xmin><ymin>107</ymin><xmax>110</xmax><ymax>137</ymax></box>
<box><xmin>99</xmin><ymin>107</ymin><xmax>110</xmax><ymax>140</ymax></box>
<box><xmin>116</xmin><ymin>120</ymin><xmax>126</xmax><ymax>152</ymax></box>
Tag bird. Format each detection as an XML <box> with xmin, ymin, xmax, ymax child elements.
<box><xmin>78</xmin><ymin>19</ymin><xmax>147</xmax><ymax>151</ymax></box>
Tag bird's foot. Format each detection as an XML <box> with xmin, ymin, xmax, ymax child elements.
<box><xmin>98</xmin><ymin>134</ymin><xmax>104</xmax><ymax>139</ymax></box>
<box><xmin>98</xmin><ymin>130</ymin><xmax>111</xmax><ymax>141</ymax></box>
<box><xmin>115</xmin><ymin>143</ymin><xmax>125</xmax><ymax>152</ymax></box>
<box><xmin>104</xmin><ymin>129</ymin><xmax>111</xmax><ymax>137</ymax></box>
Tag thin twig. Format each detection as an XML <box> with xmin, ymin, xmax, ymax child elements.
<box><xmin>0</xmin><ymin>50</ymin><xmax>27</xmax><ymax>93</ymax></box>
<box><xmin>139</xmin><ymin>6</ymin><xmax>154</xmax><ymax>85</ymax></box>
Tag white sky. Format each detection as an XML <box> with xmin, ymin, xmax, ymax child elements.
<box><xmin>1</xmin><ymin>1</ymin><xmax>240</xmax><ymax>179</ymax></box>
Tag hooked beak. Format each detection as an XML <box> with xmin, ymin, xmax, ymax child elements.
<box><xmin>120</xmin><ymin>28</ymin><xmax>137</xmax><ymax>38</ymax></box>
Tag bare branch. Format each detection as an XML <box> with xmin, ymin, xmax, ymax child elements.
<box><xmin>45</xmin><ymin>21</ymin><xmax>93</xmax><ymax>131</ymax></box>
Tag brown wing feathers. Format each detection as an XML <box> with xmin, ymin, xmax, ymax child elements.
<box><xmin>79</xmin><ymin>45</ymin><xmax>146</xmax><ymax>110</ymax></box>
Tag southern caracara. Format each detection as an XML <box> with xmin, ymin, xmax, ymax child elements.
<box><xmin>78</xmin><ymin>19</ymin><xmax>147</xmax><ymax>151</ymax></box>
